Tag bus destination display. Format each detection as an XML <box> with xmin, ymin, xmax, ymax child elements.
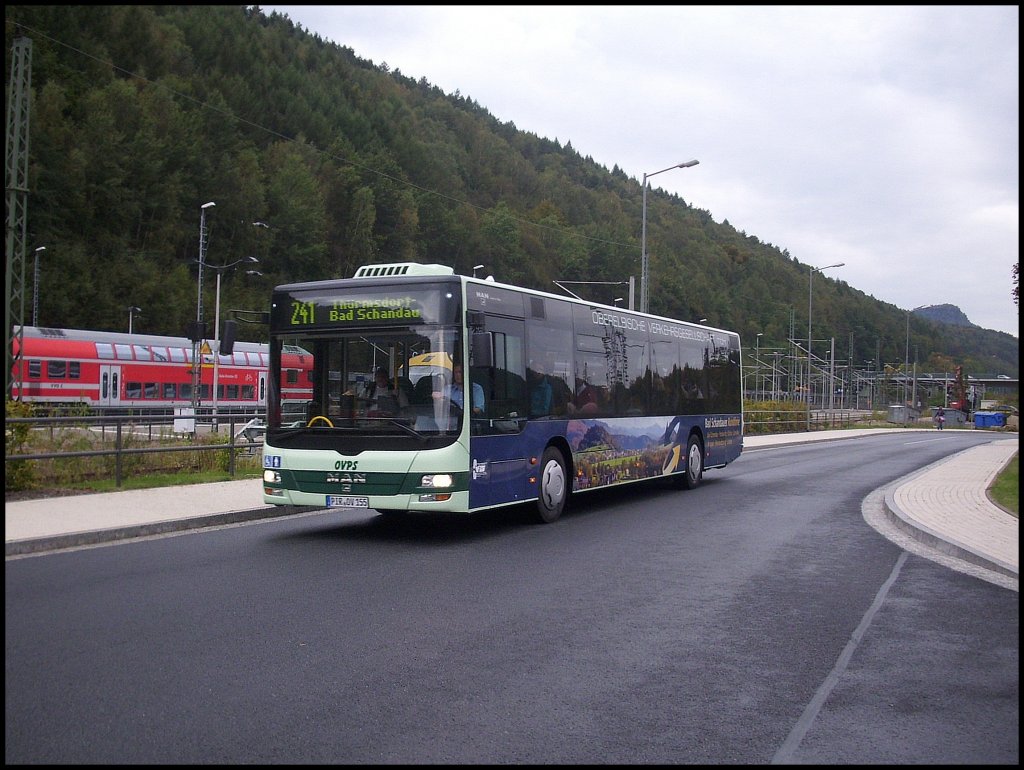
<box><xmin>272</xmin><ymin>287</ymin><xmax>455</xmax><ymax>329</ymax></box>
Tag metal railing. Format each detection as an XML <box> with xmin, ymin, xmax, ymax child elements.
<box><xmin>743</xmin><ymin>408</ymin><xmax>860</xmax><ymax>435</ymax></box>
<box><xmin>6</xmin><ymin>413</ymin><xmax>264</xmax><ymax>488</ymax></box>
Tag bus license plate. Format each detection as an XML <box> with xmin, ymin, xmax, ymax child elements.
<box><xmin>326</xmin><ymin>495</ymin><xmax>369</xmax><ymax>508</ymax></box>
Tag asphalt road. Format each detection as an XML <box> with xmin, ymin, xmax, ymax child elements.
<box><xmin>4</xmin><ymin>432</ymin><xmax>1018</xmax><ymax>763</ymax></box>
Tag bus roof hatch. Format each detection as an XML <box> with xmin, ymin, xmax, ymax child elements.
<box><xmin>353</xmin><ymin>263</ymin><xmax>455</xmax><ymax>278</ymax></box>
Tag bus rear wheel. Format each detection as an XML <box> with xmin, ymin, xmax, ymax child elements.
<box><xmin>681</xmin><ymin>434</ymin><xmax>704</xmax><ymax>490</ymax></box>
<box><xmin>536</xmin><ymin>446</ymin><xmax>568</xmax><ymax>523</ymax></box>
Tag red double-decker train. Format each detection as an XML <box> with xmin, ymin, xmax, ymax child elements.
<box><xmin>10</xmin><ymin>326</ymin><xmax>312</xmax><ymax>412</ymax></box>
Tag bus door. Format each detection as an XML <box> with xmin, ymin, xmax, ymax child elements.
<box><xmin>468</xmin><ymin>314</ymin><xmax>529</xmax><ymax>508</ymax></box>
<box><xmin>99</xmin><ymin>364</ymin><xmax>122</xmax><ymax>406</ymax></box>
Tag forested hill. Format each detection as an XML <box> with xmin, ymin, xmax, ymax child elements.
<box><xmin>5</xmin><ymin>5</ymin><xmax>1018</xmax><ymax>375</ymax></box>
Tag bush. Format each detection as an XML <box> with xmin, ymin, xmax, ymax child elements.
<box><xmin>5</xmin><ymin>399</ymin><xmax>38</xmax><ymax>491</ymax></box>
<box><xmin>744</xmin><ymin>400</ymin><xmax>808</xmax><ymax>434</ymax></box>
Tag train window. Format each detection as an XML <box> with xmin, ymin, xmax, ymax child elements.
<box><xmin>126</xmin><ymin>382</ymin><xmax>142</xmax><ymax>398</ymax></box>
<box><xmin>226</xmin><ymin>384</ymin><xmax>239</xmax><ymax>399</ymax></box>
<box><xmin>133</xmin><ymin>346</ymin><xmax>152</xmax><ymax>361</ymax></box>
<box><xmin>169</xmin><ymin>348</ymin><xmax>186</xmax><ymax>363</ymax></box>
<box><xmin>180</xmin><ymin>383</ymin><xmax>192</xmax><ymax>399</ymax></box>
<box><xmin>69</xmin><ymin>362</ymin><xmax>81</xmax><ymax>379</ymax></box>
<box><xmin>28</xmin><ymin>360</ymin><xmax>41</xmax><ymax>378</ymax></box>
<box><xmin>233</xmin><ymin>353</ymin><xmax>246</xmax><ymax>366</ymax></box>
<box><xmin>97</xmin><ymin>343</ymin><xmax>115</xmax><ymax>360</ymax></box>
<box><xmin>199</xmin><ymin>384</ymin><xmax>211</xmax><ymax>400</ymax></box>
<box><xmin>286</xmin><ymin>369</ymin><xmax>299</xmax><ymax>384</ymax></box>
<box><xmin>47</xmin><ymin>361</ymin><xmax>67</xmax><ymax>378</ymax></box>
<box><xmin>144</xmin><ymin>383</ymin><xmax>158</xmax><ymax>398</ymax></box>
<box><xmin>242</xmin><ymin>384</ymin><xmax>255</xmax><ymax>400</ymax></box>
<box><xmin>246</xmin><ymin>352</ymin><xmax>261</xmax><ymax>366</ymax></box>
<box><xmin>150</xmin><ymin>347</ymin><xmax>169</xmax><ymax>362</ymax></box>
<box><xmin>115</xmin><ymin>344</ymin><xmax>133</xmax><ymax>360</ymax></box>
<box><xmin>258</xmin><ymin>353</ymin><xmax>268</xmax><ymax>368</ymax></box>
<box><xmin>162</xmin><ymin>383</ymin><xmax>177</xmax><ymax>399</ymax></box>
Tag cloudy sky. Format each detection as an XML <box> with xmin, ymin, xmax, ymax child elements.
<box><xmin>263</xmin><ymin>5</ymin><xmax>1019</xmax><ymax>336</ymax></box>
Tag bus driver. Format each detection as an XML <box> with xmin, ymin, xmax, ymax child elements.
<box><xmin>433</xmin><ymin>362</ymin><xmax>484</xmax><ymax>416</ymax></box>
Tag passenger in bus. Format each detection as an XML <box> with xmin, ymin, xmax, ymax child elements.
<box><xmin>434</xmin><ymin>362</ymin><xmax>484</xmax><ymax>416</ymax></box>
<box><xmin>568</xmin><ymin>379</ymin><xmax>600</xmax><ymax>416</ymax></box>
<box><xmin>529</xmin><ymin>359</ymin><xmax>554</xmax><ymax>417</ymax></box>
<box><xmin>362</xmin><ymin>367</ymin><xmax>408</xmax><ymax>415</ymax></box>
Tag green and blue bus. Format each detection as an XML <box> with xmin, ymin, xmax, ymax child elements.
<box><xmin>262</xmin><ymin>262</ymin><xmax>743</xmax><ymax>523</ymax></box>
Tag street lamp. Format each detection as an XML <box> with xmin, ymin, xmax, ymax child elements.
<box><xmin>641</xmin><ymin>159</ymin><xmax>698</xmax><ymax>314</ymax></box>
<box><xmin>807</xmin><ymin>262</ymin><xmax>844</xmax><ymax>425</ymax></box>
<box><xmin>32</xmin><ymin>246</ymin><xmax>45</xmax><ymax>326</ymax></box>
<box><xmin>192</xmin><ymin>202</ymin><xmax>216</xmax><ymax>421</ymax></box>
<box><xmin>127</xmin><ymin>306</ymin><xmax>141</xmax><ymax>334</ymax></box>
<box><xmin>755</xmin><ymin>332</ymin><xmax>763</xmax><ymax>400</ymax></box>
<box><xmin>196</xmin><ymin>202</ymin><xmax>216</xmax><ymax>327</ymax></box>
<box><xmin>206</xmin><ymin>256</ymin><xmax>259</xmax><ymax>432</ymax></box>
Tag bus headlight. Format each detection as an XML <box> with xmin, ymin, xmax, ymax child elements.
<box><xmin>263</xmin><ymin>470</ymin><xmax>281</xmax><ymax>483</ymax></box>
<box><xmin>421</xmin><ymin>473</ymin><xmax>453</xmax><ymax>488</ymax></box>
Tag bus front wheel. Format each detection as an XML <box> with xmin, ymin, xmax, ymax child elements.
<box><xmin>536</xmin><ymin>446</ymin><xmax>568</xmax><ymax>523</ymax></box>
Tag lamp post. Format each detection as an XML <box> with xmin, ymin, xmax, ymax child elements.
<box><xmin>807</xmin><ymin>262</ymin><xmax>844</xmax><ymax>427</ymax></box>
<box><xmin>205</xmin><ymin>256</ymin><xmax>259</xmax><ymax>432</ymax></box>
<box><xmin>127</xmin><ymin>306</ymin><xmax>141</xmax><ymax>334</ymax></box>
<box><xmin>472</xmin><ymin>264</ymin><xmax>485</xmax><ymax>278</ymax></box>
<box><xmin>191</xmin><ymin>202</ymin><xmax>216</xmax><ymax>422</ymax></box>
<box><xmin>32</xmin><ymin>246</ymin><xmax>45</xmax><ymax>326</ymax></box>
<box><xmin>641</xmin><ymin>159</ymin><xmax>698</xmax><ymax>314</ymax></box>
<box><xmin>755</xmin><ymin>333</ymin><xmax>763</xmax><ymax>400</ymax></box>
<box><xmin>904</xmin><ymin>310</ymin><xmax>910</xmax><ymax>406</ymax></box>
<box><xmin>772</xmin><ymin>351</ymin><xmax>782</xmax><ymax>400</ymax></box>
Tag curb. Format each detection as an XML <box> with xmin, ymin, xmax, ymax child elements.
<box><xmin>4</xmin><ymin>505</ymin><xmax>317</xmax><ymax>557</ymax></box>
<box><xmin>880</xmin><ymin>447</ymin><xmax>1018</xmax><ymax>580</ymax></box>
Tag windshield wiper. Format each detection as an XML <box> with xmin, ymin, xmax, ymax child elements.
<box><xmin>381</xmin><ymin>417</ymin><xmax>430</xmax><ymax>442</ymax></box>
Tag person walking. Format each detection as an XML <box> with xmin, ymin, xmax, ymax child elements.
<box><xmin>935</xmin><ymin>406</ymin><xmax>945</xmax><ymax>430</ymax></box>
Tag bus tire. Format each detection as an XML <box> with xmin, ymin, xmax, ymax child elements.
<box><xmin>536</xmin><ymin>446</ymin><xmax>568</xmax><ymax>523</ymax></box>
<box><xmin>681</xmin><ymin>434</ymin><xmax>704</xmax><ymax>490</ymax></box>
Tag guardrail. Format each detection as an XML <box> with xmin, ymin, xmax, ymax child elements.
<box><xmin>743</xmin><ymin>408</ymin><xmax>859</xmax><ymax>434</ymax></box>
<box><xmin>6</xmin><ymin>414</ymin><xmax>264</xmax><ymax>488</ymax></box>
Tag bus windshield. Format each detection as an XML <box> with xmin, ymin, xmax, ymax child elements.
<box><xmin>267</xmin><ymin>281</ymin><xmax>464</xmax><ymax>441</ymax></box>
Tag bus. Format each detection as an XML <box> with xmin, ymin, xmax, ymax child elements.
<box><xmin>262</xmin><ymin>262</ymin><xmax>743</xmax><ymax>523</ymax></box>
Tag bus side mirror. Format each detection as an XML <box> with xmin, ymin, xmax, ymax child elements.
<box><xmin>470</xmin><ymin>330</ymin><xmax>493</xmax><ymax>368</ymax></box>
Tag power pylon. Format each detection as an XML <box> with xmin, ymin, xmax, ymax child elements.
<box><xmin>5</xmin><ymin>34</ymin><xmax>33</xmax><ymax>399</ymax></box>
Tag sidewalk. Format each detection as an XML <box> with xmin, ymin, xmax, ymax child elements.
<box><xmin>6</xmin><ymin>430</ymin><xmax>1019</xmax><ymax>581</ymax></box>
